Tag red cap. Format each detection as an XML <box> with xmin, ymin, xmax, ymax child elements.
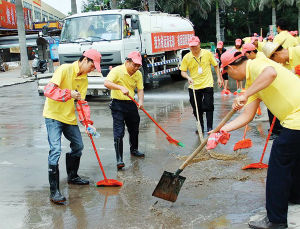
<box><xmin>217</xmin><ymin>41</ymin><xmax>224</xmax><ymax>48</ymax></box>
<box><xmin>188</xmin><ymin>36</ymin><xmax>200</xmax><ymax>46</ymax></box>
<box><xmin>83</xmin><ymin>49</ymin><xmax>102</xmax><ymax>72</ymax></box>
<box><xmin>235</xmin><ymin>38</ymin><xmax>242</xmax><ymax>46</ymax></box>
<box><xmin>221</xmin><ymin>49</ymin><xmax>244</xmax><ymax>69</ymax></box>
<box><xmin>127</xmin><ymin>51</ymin><xmax>142</xmax><ymax>65</ymax></box>
<box><xmin>242</xmin><ymin>43</ymin><xmax>256</xmax><ymax>54</ymax></box>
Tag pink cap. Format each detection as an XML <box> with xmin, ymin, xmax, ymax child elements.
<box><xmin>217</xmin><ymin>41</ymin><xmax>224</xmax><ymax>48</ymax></box>
<box><xmin>221</xmin><ymin>49</ymin><xmax>244</xmax><ymax>69</ymax></box>
<box><xmin>127</xmin><ymin>51</ymin><xmax>142</xmax><ymax>65</ymax></box>
<box><xmin>253</xmin><ymin>33</ymin><xmax>258</xmax><ymax>36</ymax></box>
<box><xmin>242</xmin><ymin>43</ymin><xmax>256</xmax><ymax>54</ymax></box>
<box><xmin>251</xmin><ymin>36</ymin><xmax>258</xmax><ymax>43</ymax></box>
<box><xmin>289</xmin><ymin>31</ymin><xmax>295</xmax><ymax>36</ymax></box>
<box><xmin>268</xmin><ymin>35</ymin><xmax>274</xmax><ymax>40</ymax></box>
<box><xmin>188</xmin><ymin>36</ymin><xmax>200</xmax><ymax>46</ymax></box>
<box><xmin>295</xmin><ymin>30</ymin><xmax>298</xmax><ymax>35</ymax></box>
<box><xmin>83</xmin><ymin>49</ymin><xmax>102</xmax><ymax>72</ymax></box>
<box><xmin>235</xmin><ymin>38</ymin><xmax>242</xmax><ymax>46</ymax></box>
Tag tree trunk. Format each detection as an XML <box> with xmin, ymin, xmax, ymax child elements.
<box><xmin>298</xmin><ymin>8</ymin><xmax>300</xmax><ymax>32</ymax></box>
<box><xmin>71</xmin><ymin>0</ymin><xmax>77</xmax><ymax>15</ymax></box>
<box><xmin>184</xmin><ymin>1</ymin><xmax>190</xmax><ymax>19</ymax></box>
<box><xmin>148</xmin><ymin>0</ymin><xmax>155</xmax><ymax>11</ymax></box>
<box><xmin>110</xmin><ymin>0</ymin><xmax>117</xmax><ymax>9</ymax></box>
<box><xmin>15</xmin><ymin>0</ymin><xmax>31</xmax><ymax>77</ymax></box>
<box><xmin>272</xmin><ymin>6</ymin><xmax>276</xmax><ymax>26</ymax></box>
<box><xmin>216</xmin><ymin>1</ymin><xmax>221</xmax><ymax>42</ymax></box>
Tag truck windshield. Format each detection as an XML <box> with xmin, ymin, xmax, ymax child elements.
<box><xmin>61</xmin><ymin>14</ymin><xmax>122</xmax><ymax>43</ymax></box>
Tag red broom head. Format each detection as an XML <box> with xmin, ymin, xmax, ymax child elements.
<box><xmin>233</xmin><ymin>139</ymin><xmax>252</xmax><ymax>151</ymax></box>
<box><xmin>242</xmin><ymin>162</ymin><xmax>268</xmax><ymax>170</ymax></box>
<box><xmin>96</xmin><ymin>179</ymin><xmax>123</xmax><ymax>187</ymax></box>
<box><xmin>166</xmin><ymin>136</ymin><xmax>179</xmax><ymax>145</ymax></box>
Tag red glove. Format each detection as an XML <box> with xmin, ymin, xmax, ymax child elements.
<box><xmin>295</xmin><ymin>65</ymin><xmax>300</xmax><ymax>75</ymax></box>
<box><xmin>76</xmin><ymin>100</ymin><xmax>93</xmax><ymax>126</ymax></box>
<box><xmin>206</xmin><ymin>130</ymin><xmax>230</xmax><ymax>150</ymax></box>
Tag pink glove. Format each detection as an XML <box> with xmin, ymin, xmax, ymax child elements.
<box><xmin>206</xmin><ymin>130</ymin><xmax>230</xmax><ymax>150</ymax></box>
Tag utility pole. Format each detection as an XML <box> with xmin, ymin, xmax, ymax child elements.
<box><xmin>71</xmin><ymin>0</ymin><xmax>77</xmax><ymax>14</ymax></box>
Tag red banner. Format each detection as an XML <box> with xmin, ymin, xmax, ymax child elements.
<box><xmin>0</xmin><ymin>0</ymin><xmax>32</xmax><ymax>30</ymax></box>
<box><xmin>151</xmin><ymin>31</ymin><xmax>195</xmax><ymax>53</ymax></box>
<box><xmin>33</xmin><ymin>0</ymin><xmax>41</xmax><ymax>7</ymax></box>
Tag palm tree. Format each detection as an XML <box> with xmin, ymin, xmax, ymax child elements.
<box><xmin>296</xmin><ymin>0</ymin><xmax>300</xmax><ymax>32</ymax></box>
<box><xmin>71</xmin><ymin>0</ymin><xmax>77</xmax><ymax>14</ymax></box>
<box><xmin>148</xmin><ymin>0</ymin><xmax>155</xmax><ymax>11</ymax></box>
<box><xmin>158</xmin><ymin>0</ymin><xmax>210</xmax><ymax>19</ymax></box>
<box><xmin>110</xmin><ymin>0</ymin><xmax>118</xmax><ymax>9</ymax></box>
<box><xmin>15</xmin><ymin>0</ymin><xmax>31</xmax><ymax>77</ymax></box>
<box><xmin>215</xmin><ymin>0</ymin><xmax>232</xmax><ymax>41</ymax></box>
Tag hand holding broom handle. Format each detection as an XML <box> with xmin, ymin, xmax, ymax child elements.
<box><xmin>174</xmin><ymin>109</ymin><xmax>236</xmax><ymax>176</ymax></box>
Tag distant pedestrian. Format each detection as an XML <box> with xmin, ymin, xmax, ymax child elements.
<box><xmin>180</xmin><ymin>35</ymin><xmax>223</xmax><ymax>133</ymax></box>
<box><xmin>43</xmin><ymin>49</ymin><xmax>102</xmax><ymax>204</ymax></box>
<box><xmin>215</xmin><ymin>41</ymin><xmax>230</xmax><ymax>92</ymax></box>
<box><xmin>274</xmin><ymin>18</ymin><xmax>299</xmax><ymax>48</ymax></box>
<box><xmin>104</xmin><ymin>51</ymin><xmax>144</xmax><ymax>170</ymax></box>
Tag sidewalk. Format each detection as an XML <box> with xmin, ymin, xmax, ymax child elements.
<box><xmin>0</xmin><ymin>66</ymin><xmax>35</xmax><ymax>88</ymax></box>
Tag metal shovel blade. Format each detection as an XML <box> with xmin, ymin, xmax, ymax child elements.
<box><xmin>152</xmin><ymin>171</ymin><xmax>186</xmax><ymax>202</ymax></box>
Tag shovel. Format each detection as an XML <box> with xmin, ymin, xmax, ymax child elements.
<box><xmin>152</xmin><ymin>109</ymin><xmax>236</xmax><ymax>202</ymax></box>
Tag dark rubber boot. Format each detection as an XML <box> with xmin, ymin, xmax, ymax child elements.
<box><xmin>49</xmin><ymin>164</ymin><xmax>66</xmax><ymax>204</ymax></box>
<box><xmin>129</xmin><ymin>132</ymin><xmax>144</xmax><ymax>157</ymax></box>
<box><xmin>66</xmin><ymin>154</ymin><xmax>89</xmax><ymax>185</ymax></box>
<box><xmin>206</xmin><ymin>111</ymin><xmax>213</xmax><ymax>132</ymax></box>
<box><xmin>114</xmin><ymin>138</ymin><xmax>125</xmax><ymax>170</ymax></box>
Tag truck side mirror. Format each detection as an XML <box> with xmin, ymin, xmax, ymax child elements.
<box><xmin>131</xmin><ymin>19</ymin><xmax>139</xmax><ymax>30</ymax></box>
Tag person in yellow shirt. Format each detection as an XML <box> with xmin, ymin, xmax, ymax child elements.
<box><xmin>220</xmin><ymin>49</ymin><xmax>300</xmax><ymax>229</ymax></box>
<box><xmin>43</xmin><ymin>49</ymin><xmax>102</xmax><ymax>204</ymax></box>
<box><xmin>274</xmin><ymin>19</ymin><xmax>299</xmax><ymax>48</ymax></box>
<box><xmin>263</xmin><ymin>41</ymin><xmax>300</xmax><ymax>76</ymax></box>
<box><xmin>180</xmin><ymin>35</ymin><xmax>222</xmax><ymax>133</ymax></box>
<box><xmin>104</xmin><ymin>51</ymin><xmax>144</xmax><ymax>170</ymax></box>
<box><xmin>242</xmin><ymin>43</ymin><xmax>266</xmax><ymax>60</ymax></box>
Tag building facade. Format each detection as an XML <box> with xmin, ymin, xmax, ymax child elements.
<box><xmin>5</xmin><ymin>0</ymin><xmax>65</xmax><ymax>22</ymax></box>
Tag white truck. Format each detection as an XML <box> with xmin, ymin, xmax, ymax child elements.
<box><xmin>37</xmin><ymin>9</ymin><xmax>194</xmax><ymax>96</ymax></box>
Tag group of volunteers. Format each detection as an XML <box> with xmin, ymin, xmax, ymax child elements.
<box><xmin>41</xmin><ymin>16</ymin><xmax>299</xmax><ymax>229</ymax></box>
<box><xmin>43</xmin><ymin>49</ymin><xmax>144</xmax><ymax>205</ymax></box>
<box><xmin>211</xmin><ymin>18</ymin><xmax>300</xmax><ymax>229</ymax></box>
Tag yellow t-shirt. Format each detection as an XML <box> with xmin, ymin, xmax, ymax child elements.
<box><xmin>243</xmin><ymin>37</ymin><xmax>251</xmax><ymax>44</ymax></box>
<box><xmin>257</xmin><ymin>41</ymin><xmax>266</xmax><ymax>52</ymax></box>
<box><xmin>282</xmin><ymin>46</ymin><xmax>300</xmax><ymax>77</ymax></box>
<box><xmin>180</xmin><ymin>50</ymin><xmax>218</xmax><ymax>89</ymax></box>
<box><xmin>273</xmin><ymin>31</ymin><xmax>299</xmax><ymax>49</ymax></box>
<box><xmin>256</xmin><ymin>51</ymin><xmax>266</xmax><ymax>59</ymax></box>
<box><xmin>43</xmin><ymin>61</ymin><xmax>88</xmax><ymax>125</ymax></box>
<box><xmin>106</xmin><ymin>64</ymin><xmax>144</xmax><ymax>100</ymax></box>
<box><xmin>245</xmin><ymin>58</ymin><xmax>300</xmax><ymax>130</ymax></box>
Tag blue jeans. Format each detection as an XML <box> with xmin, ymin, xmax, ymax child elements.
<box><xmin>45</xmin><ymin>118</ymin><xmax>83</xmax><ymax>165</ymax></box>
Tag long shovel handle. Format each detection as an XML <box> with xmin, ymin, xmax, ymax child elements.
<box><xmin>127</xmin><ymin>95</ymin><xmax>172</xmax><ymax>139</ymax></box>
<box><xmin>192</xmin><ymin>84</ymin><xmax>204</xmax><ymax>142</ymax></box>
<box><xmin>177</xmin><ymin>109</ymin><xmax>236</xmax><ymax>173</ymax></box>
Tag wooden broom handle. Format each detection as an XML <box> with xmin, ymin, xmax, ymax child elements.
<box><xmin>179</xmin><ymin>109</ymin><xmax>236</xmax><ymax>170</ymax></box>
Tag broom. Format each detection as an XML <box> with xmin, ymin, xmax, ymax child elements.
<box><xmin>233</xmin><ymin>125</ymin><xmax>252</xmax><ymax>151</ymax></box>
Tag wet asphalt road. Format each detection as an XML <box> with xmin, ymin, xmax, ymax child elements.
<box><xmin>0</xmin><ymin>77</ymin><xmax>272</xmax><ymax>229</ymax></box>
